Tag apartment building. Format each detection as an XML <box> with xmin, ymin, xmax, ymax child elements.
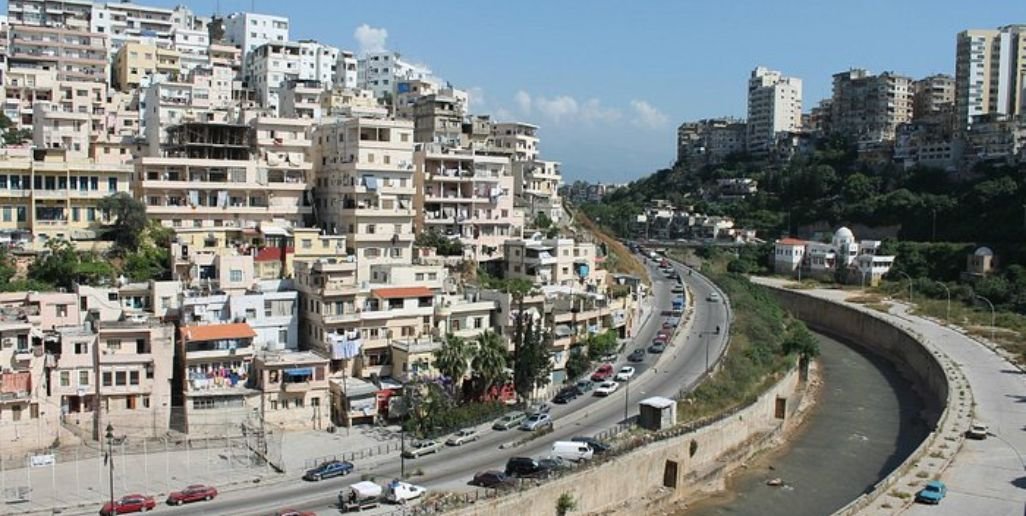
<box><xmin>893</xmin><ymin>120</ymin><xmax>963</xmax><ymax>172</ymax></box>
<box><xmin>312</xmin><ymin>117</ymin><xmax>417</xmax><ymax>281</ymax></box>
<box><xmin>336</xmin><ymin>51</ymin><xmax>358</xmax><ymax>90</ymax></box>
<box><xmin>245</xmin><ymin>41</ymin><xmax>301</xmax><ymax>113</ymax></box>
<box><xmin>208</xmin><ymin>41</ymin><xmax>242</xmax><ymax>77</ymax></box>
<box><xmin>7</xmin><ymin>0</ymin><xmax>94</xmax><ymax>28</ymax></box>
<box><xmin>357</xmin><ymin>51</ymin><xmax>436</xmax><ymax>100</ymax></box>
<box><xmin>31</xmin><ymin>79</ymin><xmax>106</xmax><ymax>159</ymax></box>
<box><xmin>746</xmin><ymin>66</ymin><xmax>802</xmax><ymax>154</ymax></box>
<box><xmin>503</xmin><ymin>236</ymin><xmax>603</xmax><ymax>288</ymax></box>
<box><xmin>178</xmin><ymin>322</ymin><xmax>257</xmax><ymax>434</ymax></box>
<box><xmin>414</xmin><ymin>144</ymin><xmax>521</xmax><ymax>260</ymax></box>
<box><xmin>112</xmin><ymin>42</ymin><xmax>180</xmax><ymax>92</ymax></box>
<box><xmin>251</xmin><ymin>351</ymin><xmax>329</xmax><ymax>429</ymax></box>
<box><xmin>394</xmin><ymin>79</ymin><xmax>439</xmax><ymax>120</ymax></box>
<box><xmin>279</xmin><ymin>79</ymin><xmax>323</xmax><ymax>119</ymax></box>
<box><xmin>512</xmin><ymin>159</ymin><xmax>564</xmax><ymax>221</ymax></box>
<box><xmin>676</xmin><ymin>117</ymin><xmax>747</xmax><ymax>166</ymax></box>
<box><xmin>297</xmin><ymin>40</ymin><xmax>338</xmax><ymax>88</ymax></box>
<box><xmin>955</xmin><ymin>25</ymin><xmax>1026</xmax><ymax>129</ymax></box>
<box><xmin>320</xmin><ymin>86</ymin><xmax>386</xmax><ymax>119</ymax></box>
<box><xmin>830</xmin><ymin>69</ymin><xmax>913</xmax><ymax>142</ymax></box>
<box><xmin>3</xmin><ymin>67</ymin><xmax>58</xmax><ymax>130</ymax></box>
<box><xmin>170</xmin><ymin>6</ymin><xmax>211</xmax><ymax>74</ymax></box>
<box><xmin>964</xmin><ymin>113</ymin><xmax>1026</xmax><ymax>164</ymax></box>
<box><xmin>460</xmin><ymin>115</ymin><xmax>497</xmax><ymax>151</ymax></box>
<box><xmin>180</xmin><ymin>278</ymin><xmax>299</xmax><ymax>353</ymax></box>
<box><xmin>8</xmin><ymin>24</ymin><xmax>109</xmax><ymax>82</ymax></box>
<box><xmin>224</xmin><ymin>12</ymin><xmax>289</xmax><ymax>57</ymax></box>
<box><xmin>413</xmin><ymin>90</ymin><xmax>468</xmax><ymax>144</ymax></box>
<box><xmin>90</xmin><ymin>2</ymin><xmax>175</xmax><ymax>51</ymax></box>
<box><xmin>912</xmin><ymin>74</ymin><xmax>955</xmax><ymax>122</ymax></box>
<box><xmin>0</xmin><ymin>149</ymin><xmax>132</xmax><ymax>241</ymax></box>
<box><xmin>492</xmin><ymin>122</ymin><xmax>539</xmax><ymax>161</ymax></box>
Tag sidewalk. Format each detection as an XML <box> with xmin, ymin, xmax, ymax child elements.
<box><xmin>754</xmin><ymin>278</ymin><xmax>1026</xmax><ymax>515</ymax></box>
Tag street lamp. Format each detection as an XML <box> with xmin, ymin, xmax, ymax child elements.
<box><xmin>896</xmin><ymin>271</ymin><xmax>913</xmax><ymax>302</ymax></box>
<box><xmin>700</xmin><ymin>330</ymin><xmax>718</xmax><ymax>375</ymax></box>
<box><xmin>935</xmin><ymin>281</ymin><xmax>951</xmax><ymax>322</ymax></box>
<box><xmin>623</xmin><ymin>376</ymin><xmax>630</xmax><ymax>422</ymax></box>
<box><xmin>105</xmin><ymin>423</ymin><xmax>115</xmax><ymax>512</ymax></box>
<box><xmin>975</xmin><ymin>294</ymin><xmax>996</xmax><ymax>343</ymax></box>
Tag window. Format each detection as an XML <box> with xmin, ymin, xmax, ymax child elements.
<box><xmin>11</xmin><ymin>405</ymin><xmax>21</xmax><ymax>421</ymax></box>
<box><xmin>108</xmin><ymin>177</ymin><xmax>117</xmax><ymax>191</ymax></box>
<box><xmin>230</xmin><ymin>269</ymin><xmax>243</xmax><ymax>282</ymax></box>
<box><xmin>474</xmin><ymin>317</ymin><xmax>484</xmax><ymax>329</ymax></box>
<box><xmin>301</xmin><ymin>239</ymin><xmax>312</xmax><ymax>249</ymax></box>
<box><xmin>102</xmin><ymin>371</ymin><xmax>113</xmax><ymax>387</ymax></box>
<box><xmin>75</xmin><ymin>342</ymin><xmax>87</xmax><ymax>354</ymax></box>
<box><xmin>270</xmin><ymin>400</ymin><xmax>278</xmax><ymax>410</ymax></box>
<box><xmin>311</xmin><ymin>397</ymin><xmax>320</xmax><ymax>407</ymax></box>
<box><xmin>115</xmin><ymin>371</ymin><xmax>127</xmax><ymax>386</ymax></box>
<box><xmin>295</xmin><ymin>398</ymin><xmax>304</xmax><ymax>409</ymax></box>
<box><xmin>56</xmin><ymin>304</ymin><xmax>68</xmax><ymax>317</ymax></box>
<box><xmin>278</xmin><ymin>329</ymin><xmax>288</xmax><ymax>344</ymax></box>
<box><xmin>142</xmin><ymin>396</ymin><xmax>150</xmax><ymax>408</ymax></box>
<box><xmin>129</xmin><ymin>371</ymin><xmax>139</xmax><ymax>385</ymax></box>
<box><xmin>78</xmin><ymin>370</ymin><xmax>89</xmax><ymax>386</ymax></box>
<box><xmin>60</xmin><ymin>371</ymin><xmax>70</xmax><ymax>387</ymax></box>
<box><xmin>107</xmin><ymin>339</ymin><xmax>121</xmax><ymax>350</ymax></box>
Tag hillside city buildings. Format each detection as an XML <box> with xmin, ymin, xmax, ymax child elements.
<box><xmin>0</xmin><ymin>1</ymin><xmax>610</xmax><ymax>456</ymax></box>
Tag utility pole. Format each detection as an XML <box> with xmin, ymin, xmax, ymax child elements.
<box><xmin>623</xmin><ymin>376</ymin><xmax>630</xmax><ymax>422</ymax></box>
<box><xmin>105</xmin><ymin>423</ymin><xmax>115</xmax><ymax>512</ymax></box>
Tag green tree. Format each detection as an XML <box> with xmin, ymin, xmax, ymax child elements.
<box><xmin>782</xmin><ymin>322</ymin><xmax>820</xmax><ymax>380</ymax></box>
<box><xmin>470</xmin><ymin>330</ymin><xmax>508</xmax><ymax>398</ymax></box>
<box><xmin>0</xmin><ymin>113</ymin><xmax>31</xmax><ymax>146</ymax></box>
<box><xmin>0</xmin><ymin>247</ymin><xmax>16</xmax><ymax>284</ymax></box>
<box><xmin>414</xmin><ymin>229</ymin><xmax>464</xmax><ymax>256</ymax></box>
<box><xmin>534</xmin><ymin>212</ymin><xmax>552</xmax><ymax>229</ymax></box>
<box><xmin>555</xmin><ymin>492</ymin><xmax>577</xmax><ymax>516</ymax></box>
<box><xmin>97</xmin><ymin>192</ymin><xmax>149</xmax><ymax>248</ymax></box>
<box><xmin>564</xmin><ymin>347</ymin><xmax>590</xmax><ymax>380</ymax></box>
<box><xmin>28</xmin><ymin>239</ymin><xmax>114</xmax><ymax>289</ymax></box>
<box><xmin>514</xmin><ymin>316</ymin><xmax>552</xmax><ymax>400</ymax></box>
<box><xmin>585</xmin><ymin>330</ymin><xmax>619</xmax><ymax>360</ymax></box>
<box><xmin>433</xmin><ymin>334</ymin><xmax>471</xmax><ymax>395</ymax></box>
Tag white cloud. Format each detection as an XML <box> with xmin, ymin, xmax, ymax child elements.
<box><xmin>514</xmin><ymin>90</ymin><xmax>532</xmax><ymax>113</ymax></box>
<box><xmin>467</xmin><ymin>86</ymin><xmax>486</xmax><ymax>111</ymax></box>
<box><xmin>629</xmin><ymin>99</ymin><xmax>668</xmax><ymax>129</ymax></box>
<box><xmin>534</xmin><ymin>95</ymin><xmax>579</xmax><ymax>122</ymax></box>
<box><xmin>493</xmin><ymin>107</ymin><xmax>515</xmax><ymax>121</ymax></box>
<box><xmin>580</xmin><ymin>98</ymin><xmax>622</xmax><ymax>124</ymax></box>
<box><xmin>354</xmin><ymin>24</ymin><xmax>388</xmax><ymax>55</ymax></box>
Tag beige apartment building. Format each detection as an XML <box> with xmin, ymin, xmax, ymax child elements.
<box><xmin>113</xmin><ymin>41</ymin><xmax>181</xmax><ymax>92</ymax></box>
<box><xmin>831</xmin><ymin>69</ymin><xmax>913</xmax><ymax>142</ymax></box>
<box><xmin>412</xmin><ymin>90</ymin><xmax>467</xmax><ymax>144</ymax></box>
<box><xmin>912</xmin><ymin>74</ymin><xmax>955</xmax><ymax>122</ymax></box>
<box><xmin>8</xmin><ymin>24</ymin><xmax>109</xmax><ymax>82</ymax></box>
<box><xmin>312</xmin><ymin>117</ymin><xmax>417</xmax><ymax>281</ymax></box>
<box><xmin>513</xmin><ymin>159</ymin><xmax>564</xmax><ymax>221</ymax></box>
<box><xmin>955</xmin><ymin>26</ymin><xmax>1026</xmax><ymax>130</ymax></box>
<box><xmin>319</xmin><ymin>86</ymin><xmax>386</xmax><ymax>119</ymax></box>
<box><xmin>414</xmin><ymin>144</ymin><xmax>522</xmax><ymax>260</ymax></box>
<box><xmin>251</xmin><ymin>351</ymin><xmax>330</xmax><ymax>429</ymax></box>
<box><xmin>280</xmin><ymin>79</ymin><xmax>323</xmax><ymax>119</ymax></box>
<box><xmin>32</xmin><ymin>80</ymin><xmax>107</xmax><ymax>159</ymax></box>
<box><xmin>503</xmin><ymin>236</ymin><xmax>604</xmax><ymax>288</ymax></box>
<box><xmin>178</xmin><ymin>322</ymin><xmax>258</xmax><ymax>434</ymax></box>
<box><xmin>746</xmin><ymin>66</ymin><xmax>803</xmax><ymax>154</ymax></box>
<box><xmin>492</xmin><ymin>122</ymin><xmax>539</xmax><ymax>161</ymax></box>
<box><xmin>3</xmin><ymin>67</ymin><xmax>58</xmax><ymax>130</ymax></box>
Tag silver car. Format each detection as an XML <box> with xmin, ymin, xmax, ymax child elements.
<box><xmin>446</xmin><ymin>428</ymin><xmax>480</xmax><ymax>446</ymax></box>
<box><xmin>519</xmin><ymin>413</ymin><xmax>553</xmax><ymax>431</ymax></box>
<box><xmin>402</xmin><ymin>439</ymin><xmax>442</xmax><ymax>458</ymax></box>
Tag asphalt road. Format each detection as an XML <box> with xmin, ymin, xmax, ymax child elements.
<box><xmin>116</xmin><ymin>255</ymin><xmax>730</xmax><ymax>516</ymax></box>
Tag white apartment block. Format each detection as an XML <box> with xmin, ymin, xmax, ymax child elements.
<box><xmin>8</xmin><ymin>24</ymin><xmax>109</xmax><ymax>82</ymax></box>
<box><xmin>336</xmin><ymin>50</ymin><xmax>358</xmax><ymax>90</ymax></box>
<box><xmin>492</xmin><ymin>122</ymin><xmax>539</xmax><ymax>161</ymax></box>
<box><xmin>513</xmin><ymin>159</ymin><xmax>564</xmax><ymax>221</ymax></box>
<box><xmin>8</xmin><ymin>0</ymin><xmax>94</xmax><ymax>28</ymax></box>
<box><xmin>357</xmin><ymin>51</ymin><xmax>435</xmax><ymax>100</ymax></box>
<box><xmin>955</xmin><ymin>25</ymin><xmax>1026</xmax><ymax>130</ymax></box>
<box><xmin>298</xmin><ymin>40</ymin><xmax>338</xmax><ymax>88</ymax></box>
<box><xmin>503</xmin><ymin>236</ymin><xmax>604</xmax><ymax>288</ymax></box>
<box><xmin>173</xmin><ymin>27</ymin><xmax>211</xmax><ymax>74</ymax></box>
<box><xmin>89</xmin><ymin>2</ymin><xmax>176</xmax><ymax>52</ymax></box>
<box><xmin>224</xmin><ymin>11</ymin><xmax>289</xmax><ymax>57</ymax></box>
<box><xmin>746</xmin><ymin>66</ymin><xmax>802</xmax><ymax>154</ymax></box>
<box><xmin>415</xmin><ymin>144</ymin><xmax>522</xmax><ymax>260</ymax></box>
<box><xmin>31</xmin><ymin>80</ymin><xmax>106</xmax><ymax>160</ymax></box>
<box><xmin>180</xmin><ymin>278</ymin><xmax>299</xmax><ymax>352</ymax></box>
<box><xmin>280</xmin><ymin>79</ymin><xmax>324</xmax><ymax>119</ymax></box>
<box><xmin>312</xmin><ymin>117</ymin><xmax>417</xmax><ymax>281</ymax></box>
<box><xmin>245</xmin><ymin>41</ymin><xmax>301</xmax><ymax>114</ymax></box>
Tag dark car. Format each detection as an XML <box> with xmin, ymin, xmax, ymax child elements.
<box><xmin>166</xmin><ymin>484</ymin><xmax>218</xmax><ymax>505</ymax></box>
<box><xmin>471</xmin><ymin>470</ymin><xmax>515</xmax><ymax>488</ymax></box>
<box><xmin>575</xmin><ymin>379</ymin><xmax>594</xmax><ymax>392</ymax></box>
<box><xmin>553</xmin><ymin>386</ymin><xmax>582</xmax><ymax>404</ymax></box>
<box><xmin>100</xmin><ymin>495</ymin><xmax>156</xmax><ymax>516</ymax></box>
<box><xmin>627</xmin><ymin>349</ymin><xmax>646</xmax><ymax>362</ymax></box>
<box><xmin>571</xmin><ymin>436</ymin><xmax>612</xmax><ymax>454</ymax></box>
<box><xmin>648</xmin><ymin>342</ymin><xmax>667</xmax><ymax>354</ymax></box>
<box><xmin>303</xmin><ymin>459</ymin><xmax>355</xmax><ymax>481</ymax></box>
<box><xmin>504</xmin><ymin>457</ymin><xmax>551</xmax><ymax>478</ymax></box>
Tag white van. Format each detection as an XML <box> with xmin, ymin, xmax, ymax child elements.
<box><xmin>551</xmin><ymin>441</ymin><xmax>594</xmax><ymax>462</ymax></box>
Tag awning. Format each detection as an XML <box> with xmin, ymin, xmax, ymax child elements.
<box><xmin>260</xmin><ymin>225</ymin><xmax>289</xmax><ymax>237</ymax></box>
<box><xmin>283</xmin><ymin>368</ymin><xmax>313</xmax><ymax>377</ymax></box>
<box><xmin>372</xmin><ymin>286</ymin><xmax>433</xmax><ymax>299</ymax></box>
<box><xmin>180</xmin><ymin>322</ymin><xmax>256</xmax><ymax>342</ymax></box>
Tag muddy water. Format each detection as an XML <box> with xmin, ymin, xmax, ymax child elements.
<box><xmin>683</xmin><ymin>332</ymin><xmax>929</xmax><ymax>516</ymax></box>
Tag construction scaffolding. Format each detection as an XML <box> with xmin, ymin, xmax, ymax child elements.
<box><xmin>164</xmin><ymin>122</ymin><xmax>253</xmax><ymax>161</ymax></box>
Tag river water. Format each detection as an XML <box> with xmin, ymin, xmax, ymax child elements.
<box><xmin>683</xmin><ymin>332</ymin><xmax>930</xmax><ymax>516</ymax></box>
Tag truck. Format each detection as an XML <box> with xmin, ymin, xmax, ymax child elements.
<box><xmin>338</xmin><ymin>481</ymin><xmax>384</xmax><ymax>512</ymax></box>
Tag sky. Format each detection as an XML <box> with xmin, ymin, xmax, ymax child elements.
<box><xmin>5</xmin><ymin>0</ymin><xmax>1024</xmax><ymax>183</ymax></box>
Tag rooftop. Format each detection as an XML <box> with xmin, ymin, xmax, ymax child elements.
<box><xmin>371</xmin><ymin>286</ymin><xmax>433</xmax><ymax>299</ymax></box>
<box><xmin>180</xmin><ymin>322</ymin><xmax>256</xmax><ymax>342</ymax></box>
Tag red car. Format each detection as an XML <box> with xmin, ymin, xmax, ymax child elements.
<box><xmin>99</xmin><ymin>494</ymin><xmax>156</xmax><ymax>515</ymax></box>
<box><xmin>166</xmin><ymin>484</ymin><xmax>218</xmax><ymax>505</ymax></box>
<box><xmin>590</xmin><ymin>363</ymin><xmax>614</xmax><ymax>382</ymax></box>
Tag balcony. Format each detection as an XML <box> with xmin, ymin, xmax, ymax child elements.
<box><xmin>281</xmin><ymin>381</ymin><xmax>310</xmax><ymax>393</ymax></box>
<box><xmin>356</xmin><ymin>232</ymin><xmax>415</xmax><ymax>243</ymax></box>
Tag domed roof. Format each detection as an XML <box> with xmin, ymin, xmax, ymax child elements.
<box><xmin>834</xmin><ymin>227</ymin><xmax>854</xmax><ymax>241</ymax></box>
<box><xmin>974</xmin><ymin>246</ymin><xmax>994</xmax><ymax>257</ymax></box>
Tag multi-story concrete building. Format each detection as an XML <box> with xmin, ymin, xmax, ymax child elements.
<box><xmin>964</xmin><ymin>113</ymin><xmax>1026</xmax><ymax>165</ymax></box>
<box><xmin>772</xmin><ymin>227</ymin><xmax>895</xmax><ymax>286</ymax></box>
<box><xmin>320</xmin><ymin>86</ymin><xmax>385</xmax><ymax>119</ymax></box>
<box><xmin>414</xmin><ymin>144</ymin><xmax>521</xmax><ymax>260</ymax></box>
<box><xmin>746</xmin><ymin>66</ymin><xmax>802</xmax><ymax>154</ymax></box>
<box><xmin>492</xmin><ymin>122</ymin><xmax>539</xmax><ymax>161</ymax></box>
<box><xmin>112</xmin><ymin>42</ymin><xmax>180</xmax><ymax>92</ymax></box>
<box><xmin>513</xmin><ymin>159</ymin><xmax>563</xmax><ymax>222</ymax></box>
<box><xmin>394</xmin><ymin>78</ymin><xmax>439</xmax><ymax>120</ymax></box>
<box><xmin>180</xmin><ymin>278</ymin><xmax>299</xmax><ymax>352</ymax></box>
<box><xmin>312</xmin><ymin>117</ymin><xmax>416</xmax><ymax>280</ymax></box>
<box><xmin>31</xmin><ymin>80</ymin><xmax>106</xmax><ymax>159</ymax></box>
<box><xmin>8</xmin><ymin>24</ymin><xmax>109</xmax><ymax>82</ymax></box>
<box><xmin>7</xmin><ymin>0</ymin><xmax>93</xmax><ymax>28</ymax></box>
<box><xmin>676</xmin><ymin>117</ymin><xmax>748</xmax><ymax>166</ymax></box>
<box><xmin>893</xmin><ymin>120</ymin><xmax>963</xmax><ymax>172</ymax></box>
<box><xmin>955</xmin><ymin>25</ymin><xmax>1026</xmax><ymax>130</ymax></box>
<box><xmin>412</xmin><ymin>90</ymin><xmax>467</xmax><ymax>144</ymax></box>
<box><xmin>912</xmin><ymin>74</ymin><xmax>955</xmax><ymax>122</ymax></box>
<box><xmin>177</xmin><ymin>321</ymin><xmax>257</xmax><ymax>434</ymax></box>
<box><xmin>503</xmin><ymin>236</ymin><xmax>603</xmax><ymax>288</ymax></box>
<box><xmin>251</xmin><ymin>350</ymin><xmax>329</xmax><ymax>429</ymax></box>
<box><xmin>279</xmin><ymin>79</ymin><xmax>323</xmax><ymax>119</ymax></box>
<box><xmin>245</xmin><ymin>41</ymin><xmax>301</xmax><ymax>113</ymax></box>
<box><xmin>336</xmin><ymin>50</ymin><xmax>358</xmax><ymax>90</ymax></box>
<box><xmin>830</xmin><ymin>69</ymin><xmax>913</xmax><ymax>142</ymax></box>
<box><xmin>298</xmin><ymin>40</ymin><xmax>338</xmax><ymax>88</ymax></box>
<box><xmin>224</xmin><ymin>11</ymin><xmax>289</xmax><ymax>57</ymax></box>
<box><xmin>3</xmin><ymin>67</ymin><xmax>59</xmax><ymax>130</ymax></box>
<box><xmin>357</xmin><ymin>51</ymin><xmax>435</xmax><ymax>100</ymax></box>
<box><xmin>90</xmin><ymin>1</ymin><xmax>175</xmax><ymax>52</ymax></box>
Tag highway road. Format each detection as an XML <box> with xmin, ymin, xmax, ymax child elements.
<box><xmin>100</xmin><ymin>255</ymin><xmax>730</xmax><ymax>516</ymax></box>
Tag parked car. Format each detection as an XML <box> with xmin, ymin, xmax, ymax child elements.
<box><xmin>100</xmin><ymin>494</ymin><xmax>156</xmax><ymax>515</ymax></box>
<box><xmin>385</xmin><ymin>480</ymin><xmax>426</xmax><ymax>503</ymax></box>
<box><xmin>551</xmin><ymin>441</ymin><xmax>594</xmax><ymax>462</ymax></box>
<box><xmin>590</xmin><ymin>363</ymin><xmax>614</xmax><ymax>382</ymax></box>
<box><xmin>492</xmin><ymin>411</ymin><xmax>527</xmax><ymax>430</ymax></box>
<box><xmin>966</xmin><ymin>421</ymin><xmax>989</xmax><ymax>440</ymax></box>
<box><xmin>662</xmin><ymin>321</ymin><xmax>674</xmax><ymax>330</ymax></box>
<box><xmin>575</xmin><ymin>379</ymin><xmax>594</xmax><ymax>392</ymax></box>
<box><xmin>166</xmin><ymin>484</ymin><xmax>218</xmax><ymax>505</ymax></box>
<box><xmin>519</xmin><ymin>412</ymin><xmax>553</xmax><ymax>431</ymax></box>
<box><xmin>600</xmin><ymin>352</ymin><xmax>618</xmax><ymax>362</ymax></box>
<box><xmin>614</xmin><ymin>366</ymin><xmax>636</xmax><ymax>381</ymax></box>
<box><xmin>304</xmin><ymin>460</ymin><xmax>355</xmax><ymax>481</ymax></box>
<box><xmin>570</xmin><ymin>436</ymin><xmax>612</xmax><ymax>454</ymax></box>
<box><xmin>528</xmin><ymin>403</ymin><xmax>552</xmax><ymax>415</ymax></box>
<box><xmin>707</xmin><ymin>292</ymin><xmax>721</xmax><ymax>303</ymax></box>
<box><xmin>538</xmin><ymin>456</ymin><xmax>571</xmax><ymax>473</ymax></box>
<box><xmin>446</xmin><ymin>428</ymin><xmax>480</xmax><ymax>446</ymax></box>
<box><xmin>403</xmin><ymin>439</ymin><xmax>442</xmax><ymax>458</ymax></box>
<box><xmin>594</xmin><ymin>381</ymin><xmax>619</xmax><ymax>396</ymax></box>
<box><xmin>275</xmin><ymin>510</ymin><xmax>316</xmax><ymax>516</ymax></box>
<box><xmin>915</xmin><ymin>480</ymin><xmax>947</xmax><ymax>504</ymax></box>
<box><xmin>648</xmin><ymin>342</ymin><xmax>667</xmax><ymax>354</ymax></box>
<box><xmin>471</xmin><ymin>470</ymin><xmax>514</xmax><ymax>488</ymax></box>
<box><xmin>627</xmin><ymin>349</ymin><xmax>646</xmax><ymax>363</ymax></box>
<box><xmin>553</xmin><ymin>386</ymin><xmax>582</xmax><ymax>404</ymax></box>
<box><xmin>504</xmin><ymin>457</ymin><xmax>552</xmax><ymax>478</ymax></box>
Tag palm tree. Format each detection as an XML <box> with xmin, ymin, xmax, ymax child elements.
<box><xmin>433</xmin><ymin>334</ymin><xmax>470</xmax><ymax>395</ymax></box>
<box><xmin>471</xmin><ymin>330</ymin><xmax>509</xmax><ymax>399</ymax></box>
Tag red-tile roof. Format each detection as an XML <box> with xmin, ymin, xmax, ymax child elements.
<box><xmin>777</xmin><ymin>238</ymin><xmax>806</xmax><ymax>246</ymax></box>
<box><xmin>371</xmin><ymin>286</ymin><xmax>434</xmax><ymax>299</ymax></box>
<box><xmin>180</xmin><ymin>323</ymin><xmax>256</xmax><ymax>342</ymax></box>
<box><xmin>254</xmin><ymin>247</ymin><xmax>294</xmax><ymax>262</ymax></box>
